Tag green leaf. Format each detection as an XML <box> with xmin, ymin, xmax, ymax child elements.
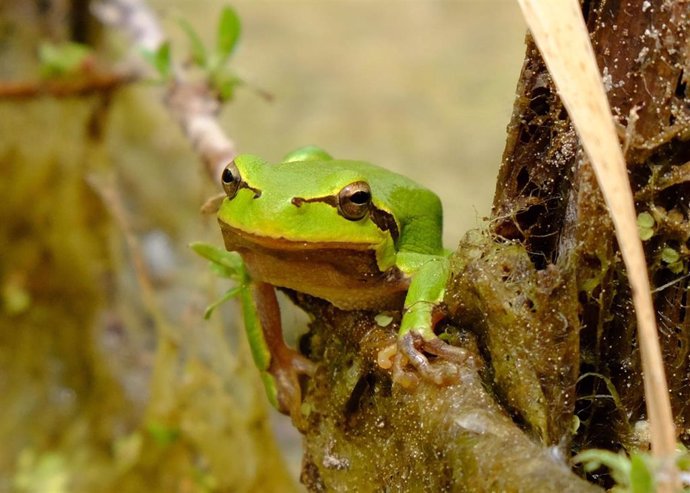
<box><xmin>204</xmin><ymin>286</ymin><xmax>242</xmax><ymax>319</ymax></box>
<box><xmin>141</xmin><ymin>42</ymin><xmax>172</xmax><ymax>80</ymax></box>
<box><xmin>637</xmin><ymin>212</ymin><xmax>655</xmax><ymax>241</ymax></box>
<box><xmin>629</xmin><ymin>454</ymin><xmax>654</xmax><ymax>493</ymax></box>
<box><xmin>38</xmin><ymin>41</ymin><xmax>91</xmax><ymax>77</ymax></box>
<box><xmin>215</xmin><ymin>74</ymin><xmax>243</xmax><ymax>102</ymax></box>
<box><xmin>178</xmin><ymin>17</ymin><xmax>208</xmax><ymax>67</ymax></box>
<box><xmin>637</xmin><ymin>211</ymin><xmax>655</xmax><ymax>229</ymax></box>
<box><xmin>573</xmin><ymin>449</ymin><xmax>631</xmax><ymax>487</ymax></box>
<box><xmin>661</xmin><ymin>247</ymin><xmax>680</xmax><ymax>264</ymax></box>
<box><xmin>190</xmin><ymin>242</ymin><xmax>244</xmax><ymax>279</ymax></box>
<box><xmin>217</xmin><ymin>6</ymin><xmax>241</xmax><ymax>61</ymax></box>
<box><xmin>639</xmin><ymin>226</ymin><xmax>654</xmax><ymax>241</ymax></box>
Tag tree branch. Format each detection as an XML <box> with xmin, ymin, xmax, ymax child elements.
<box><xmin>93</xmin><ymin>0</ymin><xmax>236</xmax><ymax>181</ymax></box>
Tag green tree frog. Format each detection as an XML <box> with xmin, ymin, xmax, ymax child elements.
<box><xmin>217</xmin><ymin>146</ymin><xmax>466</xmax><ymax>417</ymax></box>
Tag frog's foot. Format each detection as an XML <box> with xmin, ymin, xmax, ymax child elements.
<box><xmin>270</xmin><ymin>349</ymin><xmax>316</xmax><ymax>420</ymax></box>
<box><xmin>380</xmin><ymin>332</ymin><xmax>469</xmax><ymax>388</ymax></box>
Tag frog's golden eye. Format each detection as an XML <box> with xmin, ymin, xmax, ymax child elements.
<box><xmin>338</xmin><ymin>181</ymin><xmax>371</xmax><ymax>220</ymax></box>
<box><xmin>221</xmin><ymin>161</ymin><xmax>242</xmax><ymax>199</ymax></box>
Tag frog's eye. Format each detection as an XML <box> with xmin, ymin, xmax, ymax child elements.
<box><xmin>221</xmin><ymin>161</ymin><xmax>242</xmax><ymax>199</ymax></box>
<box><xmin>338</xmin><ymin>181</ymin><xmax>372</xmax><ymax>220</ymax></box>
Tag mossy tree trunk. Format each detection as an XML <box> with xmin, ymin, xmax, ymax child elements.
<box><xmin>491</xmin><ymin>0</ymin><xmax>690</xmax><ymax>453</ymax></box>
<box><xmin>299</xmin><ymin>1</ymin><xmax>690</xmax><ymax>491</ymax></box>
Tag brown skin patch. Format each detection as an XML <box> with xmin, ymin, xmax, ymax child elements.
<box><xmin>218</xmin><ymin>222</ymin><xmax>409</xmax><ymax>310</ymax></box>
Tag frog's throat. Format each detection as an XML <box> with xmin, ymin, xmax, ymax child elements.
<box><xmin>218</xmin><ymin>222</ymin><xmax>409</xmax><ymax>311</ymax></box>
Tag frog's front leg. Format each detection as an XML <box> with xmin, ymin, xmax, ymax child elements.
<box><xmin>241</xmin><ymin>281</ymin><xmax>315</xmax><ymax>418</ymax></box>
<box><xmin>381</xmin><ymin>256</ymin><xmax>470</xmax><ymax>387</ymax></box>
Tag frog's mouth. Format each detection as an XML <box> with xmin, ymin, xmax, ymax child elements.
<box><xmin>218</xmin><ymin>221</ymin><xmax>373</xmax><ymax>254</ymax></box>
<box><xmin>217</xmin><ymin>220</ymin><xmax>409</xmax><ymax>311</ymax></box>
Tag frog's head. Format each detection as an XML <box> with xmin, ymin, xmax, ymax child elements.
<box><xmin>217</xmin><ymin>149</ymin><xmax>400</xmax><ymax>270</ymax></box>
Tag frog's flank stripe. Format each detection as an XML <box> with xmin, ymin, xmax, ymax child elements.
<box><xmin>370</xmin><ymin>207</ymin><xmax>399</xmax><ymax>242</ymax></box>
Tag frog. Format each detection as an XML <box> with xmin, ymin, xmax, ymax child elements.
<box><xmin>217</xmin><ymin>146</ymin><xmax>467</xmax><ymax>418</ymax></box>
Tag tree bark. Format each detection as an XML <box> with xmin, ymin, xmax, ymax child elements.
<box><xmin>300</xmin><ymin>0</ymin><xmax>690</xmax><ymax>490</ymax></box>
<box><xmin>491</xmin><ymin>0</ymin><xmax>690</xmax><ymax>453</ymax></box>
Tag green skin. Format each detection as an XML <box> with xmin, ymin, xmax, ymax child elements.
<box><xmin>217</xmin><ymin>146</ymin><xmax>466</xmax><ymax>417</ymax></box>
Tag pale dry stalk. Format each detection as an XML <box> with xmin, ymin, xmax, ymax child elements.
<box><xmin>517</xmin><ymin>0</ymin><xmax>678</xmax><ymax>489</ymax></box>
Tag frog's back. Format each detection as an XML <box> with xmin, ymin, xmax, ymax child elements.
<box><xmin>341</xmin><ymin>160</ymin><xmax>444</xmax><ymax>252</ymax></box>
<box><xmin>236</xmin><ymin>151</ymin><xmax>445</xmax><ymax>256</ymax></box>
<box><xmin>275</xmin><ymin>157</ymin><xmax>445</xmax><ymax>256</ymax></box>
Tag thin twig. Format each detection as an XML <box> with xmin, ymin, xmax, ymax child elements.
<box><xmin>516</xmin><ymin>0</ymin><xmax>678</xmax><ymax>489</ymax></box>
<box><xmin>0</xmin><ymin>71</ymin><xmax>132</xmax><ymax>99</ymax></box>
<box><xmin>93</xmin><ymin>0</ymin><xmax>237</xmax><ymax>181</ymax></box>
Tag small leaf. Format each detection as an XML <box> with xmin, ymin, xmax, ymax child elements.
<box><xmin>38</xmin><ymin>41</ymin><xmax>91</xmax><ymax>77</ymax></box>
<box><xmin>573</xmin><ymin>449</ymin><xmax>631</xmax><ymax>486</ymax></box>
<box><xmin>637</xmin><ymin>212</ymin><xmax>655</xmax><ymax>241</ymax></box>
<box><xmin>190</xmin><ymin>242</ymin><xmax>242</xmax><ymax>272</ymax></box>
<box><xmin>217</xmin><ymin>6</ymin><xmax>241</xmax><ymax>60</ymax></box>
<box><xmin>141</xmin><ymin>42</ymin><xmax>172</xmax><ymax>80</ymax></box>
<box><xmin>204</xmin><ymin>286</ymin><xmax>242</xmax><ymax>319</ymax></box>
<box><xmin>637</xmin><ymin>211</ymin><xmax>655</xmax><ymax>229</ymax></box>
<box><xmin>639</xmin><ymin>227</ymin><xmax>654</xmax><ymax>241</ymax></box>
<box><xmin>178</xmin><ymin>17</ymin><xmax>207</xmax><ymax>67</ymax></box>
<box><xmin>374</xmin><ymin>313</ymin><xmax>393</xmax><ymax>327</ymax></box>
<box><xmin>215</xmin><ymin>74</ymin><xmax>243</xmax><ymax>102</ymax></box>
<box><xmin>208</xmin><ymin>261</ymin><xmax>237</xmax><ymax>279</ymax></box>
<box><xmin>661</xmin><ymin>247</ymin><xmax>680</xmax><ymax>264</ymax></box>
<box><xmin>629</xmin><ymin>454</ymin><xmax>654</xmax><ymax>493</ymax></box>
<box><xmin>190</xmin><ymin>242</ymin><xmax>246</xmax><ymax>281</ymax></box>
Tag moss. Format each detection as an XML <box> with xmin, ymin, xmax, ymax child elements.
<box><xmin>294</xmin><ymin>291</ymin><xmax>598</xmax><ymax>492</ymax></box>
<box><xmin>445</xmin><ymin>230</ymin><xmax>580</xmax><ymax>444</ymax></box>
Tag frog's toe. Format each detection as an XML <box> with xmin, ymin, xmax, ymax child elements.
<box><xmin>394</xmin><ymin>332</ymin><xmax>468</xmax><ymax>386</ymax></box>
<box><xmin>422</xmin><ymin>336</ymin><xmax>470</xmax><ymax>365</ymax></box>
<box><xmin>291</xmin><ymin>352</ymin><xmax>317</xmax><ymax>377</ymax></box>
<box><xmin>390</xmin><ymin>351</ymin><xmax>420</xmax><ymax>388</ymax></box>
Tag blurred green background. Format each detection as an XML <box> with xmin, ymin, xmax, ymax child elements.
<box><xmin>162</xmin><ymin>0</ymin><xmax>526</xmax><ymax>245</ymax></box>
<box><xmin>1</xmin><ymin>1</ymin><xmax>526</xmax><ymax>491</ymax></box>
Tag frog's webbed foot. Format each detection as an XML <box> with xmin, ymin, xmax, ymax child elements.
<box><xmin>381</xmin><ymin>332</ymin><xmax>470</xmax><ymax>388</ymax></box>
<box><xmin>270</xmin><ymin>348</ymin><xmax>316</xmax><ymax>421</ymax></box>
